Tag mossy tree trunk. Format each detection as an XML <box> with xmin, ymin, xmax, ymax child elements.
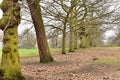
<box><xmin>27</xmin><ymin>0</ymin><xmax>54</xmax><ymax>63</ymax></box>
<box><xmin>61</xmin><ymin>13</ymin><xmax>70</xmax><ymax>54</ymax></box>
<box><xmin>69</xmin><ymin>10</ymin><xmax>74</xmax><ymax>52</ymax></box>
<box><xmin>85</xmin><ymin>36</ymin><xmax>91</xmax><ymax>48</ymax></box>
<box><xmin>69</xmin><ymin>0</ymin><xmax>79</xmax><ymax>52</ymax></box>
<box><xmin>1</xmin><ymin>27</ymin><xmax>25</xmax><ymax>80</ymax></box>
<box><xmin>74</xmin><ymin>32</ymin><xmax>78</xmax><ymax>50</ymax></box>
<box><xmin>79</xmin><ymin>35</ymin><xmax>86</xmax><ymax>48</ymax></box>
<box><xmin>61</xmin><ymin>10</ymin><xmax>70</xmax><ymax>54</ymax></box>
<box><xmin>79</xmin><ymin>28</ymin><xmax>86</xmax><ymax>48</ymax></box>
<box><xmin>69</xmin><ymin>25</ymin><xmax>75</xmax><ymax>52</ymax></box>
<box><xmin>0</xmin><ymin>0</ymin><xmax>25</xmax><ymax>80</ymax></box>
<box><xmin>61</xmin><ymin>26</ymin><xmax>66</xmax><ymax>54</ymax></box>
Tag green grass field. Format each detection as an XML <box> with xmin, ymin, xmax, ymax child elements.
<box><xmin>0</xmin><ymin>48</ymin><xmax>61</xmax><ymax>58</ymax></box>
<box><xmin>95</xmin><ymin>58</ymin><xmax>120</xmax><ymax>65</ymax></box>
<box><xmin>0</xmin><ymin>47</ymin><xmax>120</xmax><ymax>58</ymax></box>
<box><xmin>19</xmin><ymin>49</ymin><xmax>39</xmax><ymax>57</ymax></box>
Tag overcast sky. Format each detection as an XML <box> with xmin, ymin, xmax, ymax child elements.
<box><xmin>0</xmin><ymin>0</ymin><xmax>2</xmax><ymax>3</ymax></box>
<box><xmin>0</xmin><ymin>9</ymin><xmax>3</xmax><ymax>19</ymax></box>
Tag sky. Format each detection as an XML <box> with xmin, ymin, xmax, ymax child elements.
<box><xmin>0</xmin><ymin>0</ymin><xmax>2</xmax><ymax>3</ymax></box>
<box><xmin>0</xmin><ymin>9</ymin><xmax>3</xmax><ymax>19</ymax></box>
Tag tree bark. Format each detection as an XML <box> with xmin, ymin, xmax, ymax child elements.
<box><xmin>27</xmin><ymin>0</ymin><xmax>54</xmax><ymax>63</ymax></box>
<box><xmin>68</xmin><ymin>13</ymin><xmax>75</xmax><ymax>52</ymax></box>
<box><xmin>69</xmin><ymin>25</ymin><xmax>75</xmax><ymax>52</ymax></box>
<box><xmin>0</xmin><ymin>0</ymin><xmax>25</xmax><ymax>80</ymax></box>
<box><xmin>79</xmin><ymin>35</ymin><xmax>86</xmax><ymax>48</ymax></box>
<box><xmin>1</xmin><ymin>27</ymin><xmax>25</xmax><ymax>80</ymax></box>
<box><xmin>74</xmin><ymin>32</ymin><xmax>78</xmax><ymax>50</ymax></box>
<box><xmin>61</xmin><ymin>12</ymin><xmax>70</xmax><ymax>54</ymax></box>
<box><xmin>61</xmin><ymin>26</ymin><xmax>66</xmax><ymax>54</ymax></box>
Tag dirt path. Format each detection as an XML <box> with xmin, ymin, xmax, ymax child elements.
<box><xmin>21</xmin><ymin>48</ymin><xmax>120</xmax><ymax>80</ymax></box>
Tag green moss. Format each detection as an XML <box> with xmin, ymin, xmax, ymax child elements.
<box><xmin>0</xmin><ymin>2</ymin><xmax>9</xmax><ymax>12</ymax></box>
<box><xmin>13</xmin><ymin>6</ymin><xmax>20</xmax><ymax>18</ymax></box>
<box><xmin>14</xmin><ymin>49</ymin><xmax>17</xmax><ymax>52</ymax></box>
<box><xmin>12</xmin><ymin>60</ymin><xmax>16</xmax><ymax>64</ymax></box>
<box><xmin>0</xmin><ymin>17</ymin><xmax>9</xmax><ymax>26</ymax></box>
<box><xmin>13</xmin><ymin>41</ymin><xmax>17</xmax><ymax>45</ymax></box>
<box><xmin>3</xmin><ymin>73</ymin><xmax>25</xmax><ymax>80</ymax></box>
<box><xmin>3</xmin><ymin>36</ymin><xmax>10</xmax><ymax>44</ymax></box>
<box><xmin>8</xmin><ymin>29</ymin><xmax>14</xmax><ymax>35</ymax></box>
<box><xmin>2</xmin><ymin>45</ymin><xmax>11</xmax><ymax>53</ymax></box>
<box><xmin>1</xmin><ymin>65</ymin><xmax>26</xmax><ymax>80</ymax></box>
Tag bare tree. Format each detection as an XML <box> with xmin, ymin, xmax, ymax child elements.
<box><xmin>19</xmin><ymin>28</ymin><xmax>36</xmax><ymax>49</ymax></box>
<box><xmin>26</xmin><ymin>0</ymin><xmax>54</xmax><ymax>63</ymax></box>
<box><xmin>41</xmin><ymin>0</ymin><xmax>77</xmax><ymax>54</ymax></box>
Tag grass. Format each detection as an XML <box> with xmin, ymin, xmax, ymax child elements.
<box><xmin>95</xmin><ymin>58</ymin><xmax>120</xmax><ymax>65</ymax></box>
<box><xmin>19</xmin><ymin>49</ymin><xmax>39</xmax><ymax>57</ymax></box>
<box><xmin>19</xmin><ymin>48</ymin><xmax>62</xmax><ymax>57</ymax></box>
<box><xmin>0</xmin><ymin>48</ymin><xmax>61</xmax><ymax>58</ymax></box>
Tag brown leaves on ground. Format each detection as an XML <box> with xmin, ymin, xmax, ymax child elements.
<box><xmin>21</xmin><ymin>48</ymin><xmax>120</xmax><ymax>80</ymax></box>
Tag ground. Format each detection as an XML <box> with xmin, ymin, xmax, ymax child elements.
<box><xmin>21</xmin><ymin>48</ymin><xmax>120</xmax><ymax>80</ymax></box>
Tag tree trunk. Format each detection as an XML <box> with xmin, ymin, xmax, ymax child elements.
<box><xmin>69</xmin><ymin>1</ymin><xmax>77</xmax><ymax>52</ymax></box>
<box><xmin>79</xmin><ymin>27</ymin><xmax>86</xmax><ymax>48</ymax></box>
<box><xmin>74</xmin><ymin>32</ymin><xmax>78</xmax><ymax>50</ymax></box>
<box><xmin>61</xmin><ymin>26</ymin><xmax>66</xmax><ymax>54</ymax></box>
<box><xmin>0</xmin><ymin>1</ymin><xmax>25</xmax><ymax>79</ymax></box>
<box><xmin>86</xmin><ymin>37</ymin><xmax>90</xmax><ymax>48</ymax></box>
<box><xmin>27</xmin><ymin>0</ymin><xmax>54</xmax><ymax>63</ymax></box>
<box><xmin>61</xmin><ymin>13</ymin><xmax>69</xmax><ymax>54</ymax></box>
<box><xmin>69</xmin><ymin>25</ymin><xmax>75</xmax><ymax>52</ymax></box>
<box><xmin>1</xmin><ymin>27</ymin><xmax>25</xmax><ymax>80</ymax></box>
<box><xmin>79</xmin><ymin>36</ymin><xmax>86</xmax><ymax>48</ymax></box>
